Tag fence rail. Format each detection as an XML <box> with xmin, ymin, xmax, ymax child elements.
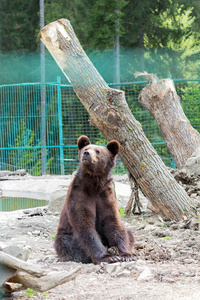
<box><xmin>0</xmin><ymin>77</ymin><xmax>200</xmax><ymax>175</ymax></box>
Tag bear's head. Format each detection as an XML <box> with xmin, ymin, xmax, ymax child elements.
<box><xmin>77</xmin><ymin>135</ymin><xmax>120</xmax><ymax>176</ymax></box>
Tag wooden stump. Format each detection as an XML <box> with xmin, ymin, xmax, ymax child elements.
<box><xmin>139</xmin><ymin>78</ymin><xmax>200</xmax><ymax>169</ymax></box>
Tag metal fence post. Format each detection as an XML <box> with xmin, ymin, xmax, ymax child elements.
<box><xmin>40</xmin><ymin>0</ymin><xmax>46</xmax><ymax>175</ymax></box>
<box><xmin>41</xmin><ymin>83</ymin><xmax>46</xmax><ymax>175</ymax></box>
<box><xmin>57</xmin><ymin>76</ymin><xmax>65</xmax><ymax>174</ymax></box>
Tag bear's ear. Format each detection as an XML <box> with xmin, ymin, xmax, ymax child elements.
<box><xmin>107</xmin><ymin>140</ymin><xmax>120</xmax><ymax>156</ymax></box>
<box><xmin>77</xmin><ymin>135</ymin><xmax>91</xmax><ymax>150</ymax></box>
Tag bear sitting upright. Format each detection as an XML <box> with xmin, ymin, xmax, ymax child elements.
<box><xmin>54</xmin><ymin>135</ymin><xmax>135</xmax><ymax>264</ymax></box>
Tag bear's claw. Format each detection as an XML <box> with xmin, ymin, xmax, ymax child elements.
<box><xmin>102</xmin><ymin>255</ymin><xmax>137</xmax><ymax>264</ymax></box>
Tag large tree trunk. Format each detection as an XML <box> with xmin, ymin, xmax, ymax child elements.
<box><xmin>139</xmin><ymin>78</ymin><xmax>200</xmax><ymax>170</ymax></box>
<box><xmin>39</xmin><ymin>19</ymin><xmax>192</xmax><ymax>221</ymax></box>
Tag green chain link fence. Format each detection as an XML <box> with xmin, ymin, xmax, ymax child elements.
<box><xmin>1</xmin><ymin>77</ymin><xmax>200</xmax><ymax>175</ymax></box>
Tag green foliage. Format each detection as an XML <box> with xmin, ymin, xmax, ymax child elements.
<box><xmin>160</xmin><ymin>236</ymin><xmax>171</xmax><ymax>240</ymax></box>
<box><xmin>23</xmin><ymin>289</ymin><xmax>48</xmax><ymax>298</ymax></box>
<box><xmin>9</xmin><ymin>121</ymin><xmax>53</xmax><ymax>175</ymax></box>
<box><xmin>119</xmin><ymin>206</ymin><xmax>126</xmax><ymax>216</ymax></box>
<box><xmin>113</xmin><ymin>162</ymin><xmax>128</xmax><ymax>175</ymax></box>
<box><xmin>95</xmin><ymin>132</ymin><xmax>107</xmax><ymax>145</ymax></box>
<box><xmin>45</xmin><ymin>0</ymin><xmax>128</xmax><ymax>49</ymax></box>
<box><xmin>23</xmin><ymin>288</ymin><xmax>37</xmax><ymax>298</ymax></box>
<box><xmin>1</xmin><ymin>0</ymin><xmax>200</xmax><ymax>82</ymax></box>
<box><xmin>1</xmin><ymin>0</ymin><xmax>39</xmax><ymax>52</ymax></box>
<box><xmin>43</xmin><ymin>292</ymin><xmax>48</xmax><ymax>297</ymax></box>
<box><xmin>179</xmin><ymin>82</ymin><xmax>200</xmax><ymax>129</ymax></box>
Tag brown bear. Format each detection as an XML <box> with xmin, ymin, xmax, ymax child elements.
<box><xmin>54</xmin><ymin>135</ymin><xmax>135</xmax><ymax>264</ymax></box>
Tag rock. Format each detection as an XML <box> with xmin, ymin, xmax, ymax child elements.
<box><xmin>0</xmin><ymin>171</ymin><xmax>12</xmax><ymax>177</ymax></box>
<box><xmin>32</xmin><ymin>230</ymin><xmax>41</xmax><ymax>236</ymax></box>
<box><xmin>135</xmin><ymin>259</ymin><xmax>146</xmax><ymax>266</ymax></box>
<box><xmin>143</xmin><ymin>224</ymin><xmax>155</xmax><ymax>231</ymax></box>
<box><xmin>3</xmin><ymin>245</ymin><xmax>29</xmax><ymax>261</ymax></box>
<box><xmin>163</xmin><ymin>277</ymin><xmax>176</xmax><ymax>283</ymax></box>
<box><xmin>121</xmin><ymin>261</ymin><xmax>136</xmax><ymax>270</ymax></box>
<box><xmin>49</xmin><ymin>187</ymin><xmax>68</xmax><ymax>213</ymax></box>
<box><xmin>43</xmin><ymin>255</ymin><xmax>58</xmax><ymax>262</ymax></box>
<box><xmin>137</xmin><ymin>267</ymin><xmax>154</xmax><ymax>281</ymax></box>
<box><xmin>53</xmin><ymin>211</ymin><xmax>60</xmax><ymax>216</ymax></box>
<box><xmin>153</xmin><ymin>228</ymin><xmax>168</xmax><ymax>237</ymax></box>
<box><xmin>104</xmin><ymin>262</ymin><xmax>121</xmax><ymax>274</ymax></box>
<box><xmin>134</xmin><ymin>241</ymin><xmax>147</xmax><ymax>250</ymax></box>
<box><xmin>26</xmin><ymin>207</ymin><xmax>45</xmax><ymax>217</ymax></box>
<box><xmin>0</xmin><ymin>242</ymin><xmax>7</xmax><ymax>250</ymax></box>
<box><xmin>0</xmin><ymin>169</ymin><xmax>27</xmax><ymax>178</ymax></box>
<box><xmin>190</xmin><ymin>193</ymin><xmax>197</xmax><ymax>198</ymax></box>
<box><xmin>171</xmin><ymin>271</ymin><xmax>180</xmax><ymax>277</ymax></box>
<box><xmin>179</xmin><ymin>250</ymin><xmax>187</xmax><ymax>255</ymax></box>
<box><xmin>138</xmin><ymin>224</ymin><xmax>146</xmax><ymax>230</ymax></box>
<box><xmin>134</xmin><ymin>265</ymin><xmax>149</xmax><ymax>272</ymax></box>
<box><xmin>12</xmin><ymin>169</ymin><xmax>27</xmax><ymax>176</ymax></box>
<box><xmin>170</xmin><ymin>224</ymin><xmax>179</xmax><ymax>230</ymax></box>
<box><xmin>116</xmin><ymin>270</ymin><xmax>131</xmax><ymax>277</ymax></box>
<box><xmin>184</xmin><ymin>258</ymin><xmax>196</xmax><ymax>264</ymax></box>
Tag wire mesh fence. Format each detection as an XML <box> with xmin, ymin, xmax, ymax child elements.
<box><xmin>0</xmin><ymin>77</ymin><xmax>200</xmax><ymax>175</ymax></box>
<box><xmin>0</xmin><ymin>82</ymin><xmax>61</xmax><ymax>175</ymax></box>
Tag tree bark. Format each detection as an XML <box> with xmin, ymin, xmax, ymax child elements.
<box><xmin>39</xmin><ymin>19</ymin><xmax>192</xmax><ymax>221</ymax></box>
<box><xmin>138</xmin><ymin>79</ymin><xmax>200</xmax><ymax>169</ymax></box>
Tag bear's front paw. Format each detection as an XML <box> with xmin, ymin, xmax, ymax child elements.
<box><xmin>97</xmin><ymin>255</ymin><xmax>122</xmax><ymax>264</ymax></box>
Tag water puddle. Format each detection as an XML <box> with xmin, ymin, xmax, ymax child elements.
<box><xmin>0</xmin><ymin>197</ymin><xmax>48</xmax><ymax>211</ymax></box>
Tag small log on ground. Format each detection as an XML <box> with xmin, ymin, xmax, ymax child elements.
<box><xmin>0</xmin><ymin>251</ymin><xmax>47</xmax><ymax>277</ymax></box>
<box><xmin>0</xmin><ymin>245</ymin><xmax>30</xmax><ymax>285</ymax></box>
<box><xmin>138</xmin><ymin>78</ymin><xmax>200</xmax><ymax>170</ymax></box>
<box><xmin>0</xmin><ymin>250</ymin><xmax>81</xmax><ymax>295</ymax></box>
<box><xmin>39</xmin><ymin>19</ymin><xmax>193</xmax><ymax>221</ymax></box>
<box><xmin>10</xmin><ymin>267</ymin><xmax>81</xmax><ymax>292</ymax></box>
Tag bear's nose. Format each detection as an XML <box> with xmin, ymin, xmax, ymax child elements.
<box><xmin>83</xmin><ymin>150</ymin><xmax>90</xmax><ymax>157</ymax></box>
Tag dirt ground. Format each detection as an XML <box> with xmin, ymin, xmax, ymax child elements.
<box><xmin>1</xmin><ymin>171</ymin><xmax>200</xmax><ymax>300</ymax></box>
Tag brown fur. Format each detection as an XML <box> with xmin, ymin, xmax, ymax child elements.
<box><xmin>54</xmin><ymin>135</ymin><xmax>134</xmax><ymax>264</ymax></box>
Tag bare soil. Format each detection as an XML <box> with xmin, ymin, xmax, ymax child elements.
<box><xmin>1</xmin><ymin>171</ymin><xmax>200</xmax><ymax>300</ymax></box>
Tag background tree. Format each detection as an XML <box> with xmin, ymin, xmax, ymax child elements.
<box><xmin>1</xmin><ymin>0</ymin><xmax>39</xmax><ymax>51</ymax></box>
<box><xmin>2</xmin><ymin>0</ymin><xmax>200</xmax><ymax>83</ymax></box>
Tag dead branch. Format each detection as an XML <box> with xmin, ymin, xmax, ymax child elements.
<box><xmin>0</xmin><ymin>251</ymin><xmax>47</xmax><ymax>277</ymax></box>
<box><xmin>9</xmin><ymin>266</ymin><xmax>81</xmax><ymax>292</ymax></box>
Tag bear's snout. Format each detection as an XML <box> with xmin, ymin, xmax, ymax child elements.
<box><xmin>82</xmin><ymin>149</ymin><xmax>96</xmax><ymax>164</ymax></box>
<box><xmin>83</xmin><ymin>150</ymin><xmax>90</xmax><ymax>158</ymax></box>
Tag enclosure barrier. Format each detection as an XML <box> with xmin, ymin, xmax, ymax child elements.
<box><xmin>0</xmin><ymin>77</ymin><xmax>200</xmax><ymax>175</ymax></box>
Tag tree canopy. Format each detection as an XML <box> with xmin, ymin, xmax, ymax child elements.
<box><xmin>1</xmin><ymin>0</ymin><xmax>200</xmax><ymax>83</ymax></box>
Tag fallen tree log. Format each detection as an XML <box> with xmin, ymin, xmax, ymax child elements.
<box><xmin>39</xmin><ymin>19</ymin><xmax>193</xmax><ymax>221</ymax></box>
<box><xmin>10</xmin><ymin>267</ymin><xmax>81</xmax><ymax>292</ymax></box>
<box><xmin>0</xmin><ymin>250</ymin><xmax>81</xmax><ymax>294</ymax></box>
<box><xmin>138</xmin><ymin>78</ymin><xmax>200</xmax><ymax>171</ymax></box>
<box><xmin>0</xmin><ymin>251</ymin><xmax>46</xmax><ymax>277</ymax></box>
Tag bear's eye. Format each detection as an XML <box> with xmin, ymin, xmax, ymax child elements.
<box><xmin>96</xmin><ymin>150</ymin><xmax>100</xmax><ymax>154</ymax></box>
